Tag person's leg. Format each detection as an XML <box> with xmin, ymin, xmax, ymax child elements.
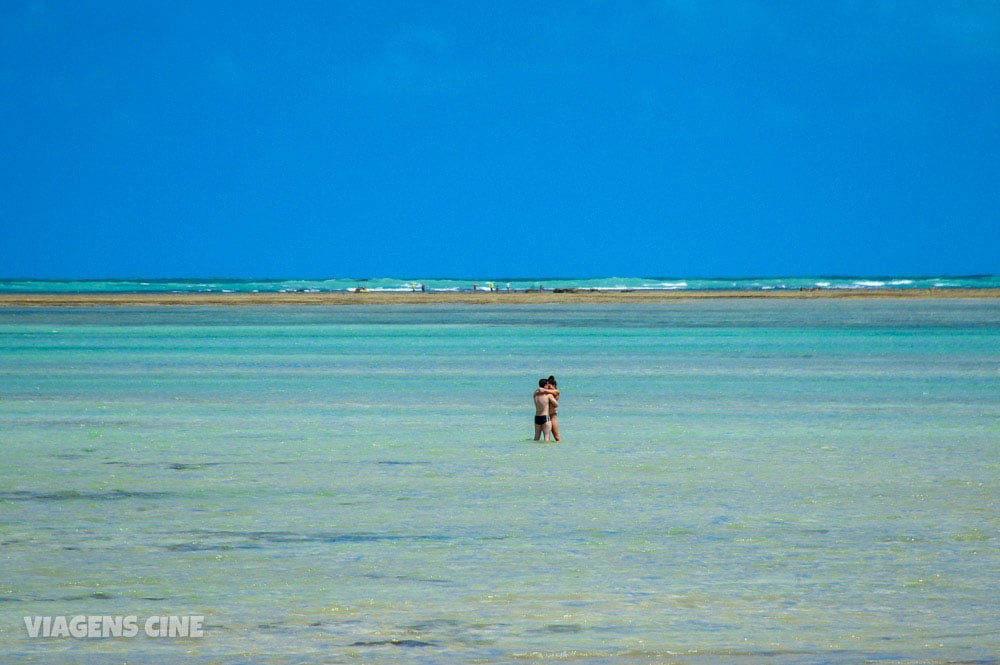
<box><xmin>550</xmin><ymin>415</ymin><xmax>560</xmax><ymax>441</ymax></box>
<box><xmin>534</xmin><ymin>422</ymin><xmax>542</xmax><ymax>440</ymax></box>
<box><xmin>542</xmin><ymin>421</ymin><xmax>552</xmax><ymax>441</ymax></box>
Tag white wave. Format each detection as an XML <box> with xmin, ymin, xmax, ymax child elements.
<box><xmin>853</xmin><ymin>280</ymin><xmax>886</xmax><ymax>288</ymax></box>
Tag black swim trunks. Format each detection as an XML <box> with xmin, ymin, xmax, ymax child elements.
<box><xmin>534</xmin><ymin>415</ymin><xmax>551</xmax><ymax>425</ymax></box>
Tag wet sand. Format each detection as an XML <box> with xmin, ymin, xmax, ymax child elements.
<box><xmin>1</xmin><ymin>288</ymin><xmax>998</xmax><ymax>306</ymax></box>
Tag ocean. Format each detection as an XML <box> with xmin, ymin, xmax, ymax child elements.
<box><xmin>1</xmin><ymin>274</ymin><xmax>999</xmax><ymax>294</ymax></box>
<box><xmin>1</xmin><ymin>298</ymin><xmax>998</xmax><ymax>664</ymax></box>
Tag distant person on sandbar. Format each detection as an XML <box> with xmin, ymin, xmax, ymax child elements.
<box><xmin>533</xmin><ymin>378</ymin><xmax>559</xmax><ymax>442</ymax></box>
<box><xmin>534</xmin><ymin>376</ymin><xmax>561</xmax><ymax>441</ymax></box>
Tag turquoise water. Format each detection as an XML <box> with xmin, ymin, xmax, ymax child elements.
<box><xmin>2</xmin><ymin>274</ymin><xmax>999</xmax><ymax>293</ymax></box>
<box><xmin>1</xmin><ymin>300</ymin><xmax>998</xmax><ymax>664</ymax></box>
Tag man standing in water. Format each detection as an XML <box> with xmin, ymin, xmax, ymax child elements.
<box><xmin>533</xmin><ymin>378</ymin><xmax>559</xmax><ymax>441</ymax></box>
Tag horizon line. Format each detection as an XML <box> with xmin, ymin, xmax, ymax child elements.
<box><xmin>1</xmin><ymin>273</ymin><xmax>997</xmax><ymax>282</ymax></box>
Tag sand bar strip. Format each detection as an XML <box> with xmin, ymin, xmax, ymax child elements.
<box><xmin>1</xmin><ymin>288</ymin><xmax>998</xmax><ymax>307</ymax></box>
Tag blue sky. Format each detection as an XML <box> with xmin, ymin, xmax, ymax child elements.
<box><xmin>2</xmin><ymin>1</ymin><xmax>998</xmax><ymax>279</ymax></box>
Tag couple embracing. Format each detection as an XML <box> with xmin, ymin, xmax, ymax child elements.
<box><xmin>533</xmin><ymin>375</ymin><xmax>561</xmax><ymax>442</ymax></box>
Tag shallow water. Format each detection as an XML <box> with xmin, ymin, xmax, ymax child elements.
<box><xmin>1</xmin><ymin>300</ymin><xmax>998</xmax><ymax>663</ymax></box>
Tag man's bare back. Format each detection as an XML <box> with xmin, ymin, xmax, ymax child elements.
<box><xmin>534</xmin><ymin>392</ymin><xmax>557</xmax><ymax>417</ymax></box>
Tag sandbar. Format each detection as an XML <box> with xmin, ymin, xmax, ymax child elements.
<box><xmin>0</xmin><ymin>288</ymin><xmax>997</xmax><ymax>307</ymax></box>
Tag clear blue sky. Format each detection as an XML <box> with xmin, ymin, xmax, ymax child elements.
<box><xmin>2</xmin><ymin>1</ymin><xmax>998</xmax><ymax>279</ymax></box>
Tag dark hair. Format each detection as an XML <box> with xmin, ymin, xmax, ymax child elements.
<box><xmin>539</xmin><ymin>378</ymin><xmax>548</xmax><ymax>388</ymax></box>
<box><xmin>547</xmin><ymin>375</ymin><xmax>557</xmax><ymax>387</ymax></box>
